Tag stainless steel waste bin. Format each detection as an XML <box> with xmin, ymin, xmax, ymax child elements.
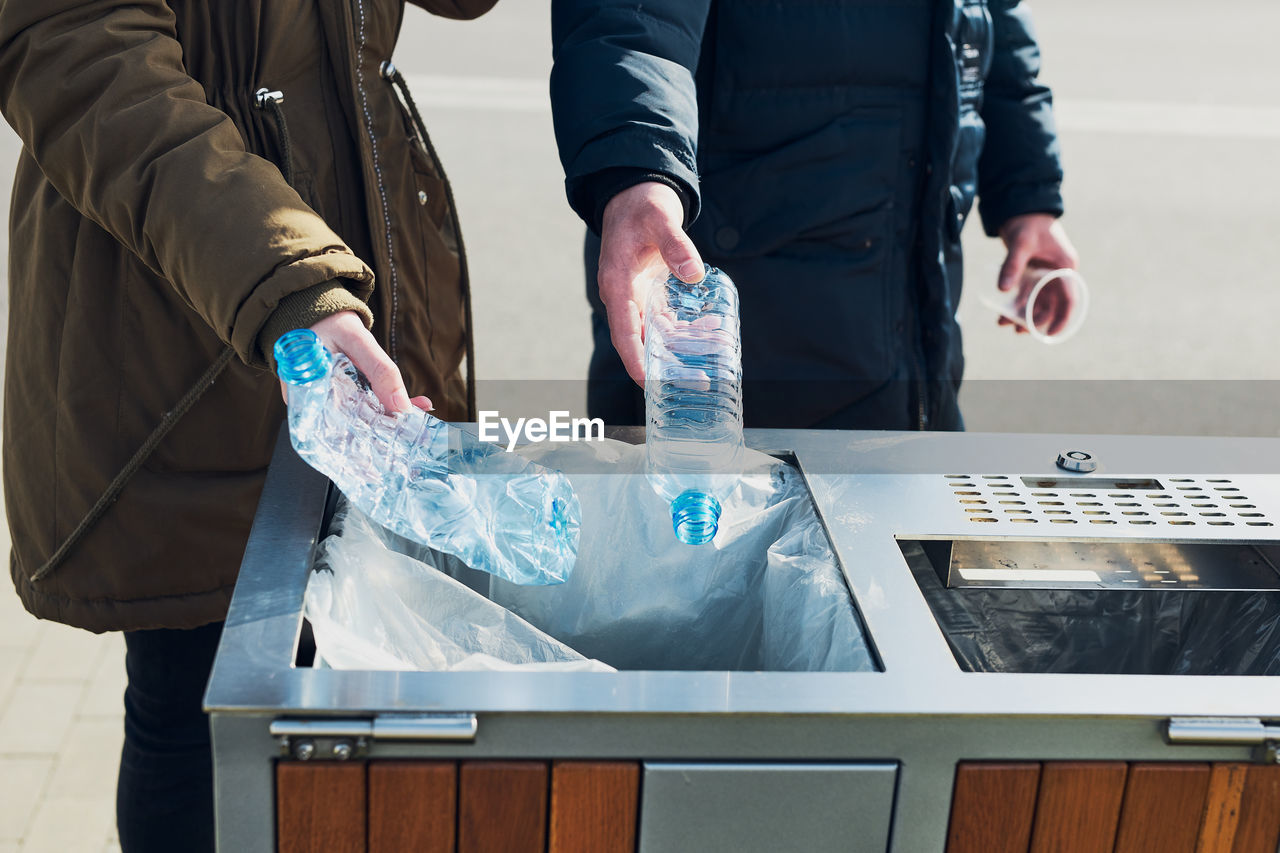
<box><xmin>206</xmin><ymin>427</ymin><xmax>1280</xmax><ymax>853</ymax></box>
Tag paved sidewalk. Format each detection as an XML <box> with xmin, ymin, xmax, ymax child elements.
<box><xmin>0</xmin><ymin>518</ymin><xmax>124</xmax><ymax>853</ymax></box>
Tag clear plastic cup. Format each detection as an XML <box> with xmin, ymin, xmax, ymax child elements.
<box><xmin>980</xmin><ymin>266</ymin><xmax>1089</xmax><ymax>345</ymax></box>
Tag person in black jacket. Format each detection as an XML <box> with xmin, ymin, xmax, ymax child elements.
<box><xmin>550</xmin><ymin>0</ymin><xmax>1080</xmax><ymax>430</ymax></box>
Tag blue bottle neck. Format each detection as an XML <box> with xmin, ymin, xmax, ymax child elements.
<box><xmin>275</xmin><ymin>329</ymin><xmax>333</xmax><ymax>385</ymax></box>
<box><xmin>670</xmin><ymin>490</ymin><xmax>722</xmax><ymax>545</ymax></box>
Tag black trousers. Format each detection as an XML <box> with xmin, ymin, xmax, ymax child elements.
<box><xmin>117</xmin><ymin>621</ymin><xmax>223</xmax><ymax>853</ymax></box>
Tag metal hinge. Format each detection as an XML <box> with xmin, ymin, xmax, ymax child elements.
<box><xmin>270</xmin><ymin>713</ymin><xmax>478</xmax><ymax>761</ymax></box>
<box><xmin>1165</xmin><ymin>717</ymin><xmax>1280</xmax><ymax>763</ymax></box>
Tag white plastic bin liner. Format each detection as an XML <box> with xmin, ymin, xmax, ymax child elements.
<box><xmin>308</xmin><ymin>504</ymin><xmax>613</xmax><ymax>672</ymax></box>
<box><xmin>495</xmin><ymin>439</ymin><xmax>874</xmax><ymax>671</ymax></box>
<box><xmin>307</xmin><ymin>438</ymin><xmax>875</xmax><ymax>673</ymax></box>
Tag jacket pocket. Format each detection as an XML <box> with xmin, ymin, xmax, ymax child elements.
<box><xmin>692</xmin><ymin>109</ymin><xmax>902</xmax><ymax>264</ymax></box>
<box><xmin>690</xmin><ymin>110</ymin><xmax>904</xmax><ymax>385</ymax></box>
<box><xmin>386</xmin><ymin>76</ymin><xmax>456</xmax><ymax>243</ymax></box>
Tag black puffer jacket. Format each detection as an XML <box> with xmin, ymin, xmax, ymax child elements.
<box><xmin>551</xmin><ymin>0</ymin><xmax>1064</xmax><ymax>429</ymax></box>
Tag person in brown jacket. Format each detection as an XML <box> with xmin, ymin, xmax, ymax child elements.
<box><xmin>0</xmin><ymin>0</ymin><xmax>496</xmax><ymax>849</ymax></box>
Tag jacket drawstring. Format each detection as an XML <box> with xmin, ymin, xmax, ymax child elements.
<box><xmin>381</xmin><ymin>61</ymin><xmax>478</xmax><ymax>421</ymax></box>
<box><xmin>255</xmin><ymin>87</ymin><xmax>294</xmax><ymax>186</ymax></box>
<box><xmin>31</xmin><ymin>86</ymin><xmax>298</xmax><ymax>583</ymax></box>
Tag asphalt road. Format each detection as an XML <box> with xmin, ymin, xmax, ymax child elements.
<box><xmin>3</xmin><ymin>0</ymin><xmax>1279</xmax><ymax>435</ymax></box>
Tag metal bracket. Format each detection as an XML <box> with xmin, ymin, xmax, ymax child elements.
<box><xmin>277</xmin><ymin>734</ymin><xmax>369</xmax><ymax>762</ymax></box>
<box><xmin>270</xmin><ymin>714</ymin><xmax>478</xmax><ymax>760</ymax></box>
<box><xmin>1165</xmin><ymin>717</ymin><xmax>1280</xmax><ymax>764</ymax></box>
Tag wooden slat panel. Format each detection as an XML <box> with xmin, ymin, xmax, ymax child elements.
<box><xmin>458</xmin><ymin>761</ymin><xmax>549</xmax><ymax>853</ymax></box>
<box><xmin>946</xmin><ymin>762</ymin><xmax>1042</xmax><ymax>853</ymax></box>
<box><xmin>1114</xmin><ymin>763</ymin><xmax>1211</xmax><ymax>853</ymax></box>
<box><xmin>1029</xmin><ymin>761</ymin><xmax>1127</xmax><ymax>853</ymax></box>
<box><xmin>548</xmin><ymin>761</ymin><xmax>640</xmax><ymax>853</ymax></box>
<box><xmin>1196</xmin><ymin>763</ymin><xmax>1249</xmax><ymax>853</ymax></box>
<box><xmin>276</xmin><ymin>762</ymin><xmax>367</xmax><ymax>853</ymax></box>
<box><xmin>368</xmin><ymin>762</ymin><xmax>457</xmax><ymax>853</ymax></box>
<box><xmin>1231</xmin><ymin>764</ymin><xmax>1280</xmax><ymax>853</ymax></box>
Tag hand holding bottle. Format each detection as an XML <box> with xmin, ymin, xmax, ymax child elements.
<box><xmin>276</xmin><ymin>310</ymin><xmax>433</xmax><ymax>413</ymax></box>
<box><xmin>275</xmin><ymin>329</ymin><xmax>581</xmax><ymax>585</ymax></box>
<box><xmin>597</xmin><ymin>181</ymin><xmax>706</xmax><ymax>384</ymax></box>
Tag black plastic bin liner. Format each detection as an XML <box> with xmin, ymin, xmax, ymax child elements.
<box><xmin>905</xmin><ymin>542</ymin><xmax>1280</xmax><ymax>675</ymax></box>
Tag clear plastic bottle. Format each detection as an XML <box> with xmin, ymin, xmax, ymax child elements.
<box><xmin>275</xmin><ymin>329</ymin><xmax>580</xmax><ymax>585</ymax></box>
<box><xmin>644</xmin><ymin>265</ymin><xmax>744</xmax><ymax>545</ymax></box>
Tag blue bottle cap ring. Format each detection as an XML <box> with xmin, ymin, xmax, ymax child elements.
<box><xmin>275</xmin><ymin>329</ymin><xmax>333</xmax><ymax>385</ymax></box>
<box><xmin>671</xmin><ymin>490</ymin><xmax>722</xmax><ymax>545</ymax></box>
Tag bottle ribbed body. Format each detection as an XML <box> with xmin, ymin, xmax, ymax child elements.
<box><xmin>644</xmin><ymin>267</ymin><xmax>744</xmax><ymax>544</ymax></box>
<box><xmin>275</xmin><ymin>330</ymin><xmax>579</xmax><ymax>585</ymax></box>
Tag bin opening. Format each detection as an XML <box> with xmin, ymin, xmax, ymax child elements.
<box><xmin>299</xmin><ymin>441</ymin><xmax>881</xmax><ymax>674</ymax></box>
<box><xmin>899</xmin><ymin>539</ymin><xmax>1280</xmax><ymax>675</ymax></box>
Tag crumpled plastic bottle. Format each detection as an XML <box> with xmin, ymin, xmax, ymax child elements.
<box><xmin>644</xmin><ymin>265</ymin><xmax>745</xmax><ymax>545</ymax></box>
<box><xmin>275</xmin><ymin>329</ymin><xmax>580</xmax><ymax>585</ymax></box>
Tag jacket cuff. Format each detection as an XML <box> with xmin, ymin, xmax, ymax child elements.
<box><xmin>562</xmin><ymin>129</ymin><xmax>702</xmax><ymax>230</ymax></box>
<box><xmin>979</xmin><ymin>182</ymin><xmax>1065</xmax><ymax>237</ymax></box>
<box><xmin>256</xmin><ymin>280</ymin><xmax>374</xmax><ymax>372</ymax></box>
<box><xmin>584</xmin><ymin>168</ymin><xmax>695</xmax><ymax>236</ymax></box>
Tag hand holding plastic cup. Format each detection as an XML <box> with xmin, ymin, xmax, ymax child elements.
<box><xmin>980</xmin><ymin>265</ymin><xmax>1089</xmax><ymax>344</ymax></box>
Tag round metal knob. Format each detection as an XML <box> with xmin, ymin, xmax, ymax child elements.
<box><xmin>1056</xmin><ymin>449</ymin><xmax>1097</xmax><ymax>473</ymax></box>
<box><xmin>292</xmin><ymin>739</ymin><xmax>316</xmax><ymax>761</ymax></box>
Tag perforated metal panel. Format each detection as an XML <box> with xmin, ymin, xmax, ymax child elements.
<box><xmin>944</xmin><ymin>474</ymin><xmax>1274</xmax><ymax>529</ymax></box>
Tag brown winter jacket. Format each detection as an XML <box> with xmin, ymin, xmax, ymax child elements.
<box><xmin>0</xmin><ymin>0</ymin><xmax>495</xmax><ymax>632</ymax></box>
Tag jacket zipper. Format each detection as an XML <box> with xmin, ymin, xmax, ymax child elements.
<box><xmin>911</xmin><ymin>308</ymin><xmax>928</xmax><ymax>430</ymax></box>
<box><xmin>346</xmin><ymin>0</ymin><xmax>400</xmax><ymax>362</ymax></box>
<box><xmin>908</xmin><ymin>211</ymin><xmax>929</xmax><ymax>431</ymax></box>
<box><xmin>327</xmin><ymin>1</ymin><xmax>477</xmax><ymax>419</ymax></box>
<box><xmin>913</xmin><ymin>354</ymin><xmax>927</xmax><ymax>430</ymax></box>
